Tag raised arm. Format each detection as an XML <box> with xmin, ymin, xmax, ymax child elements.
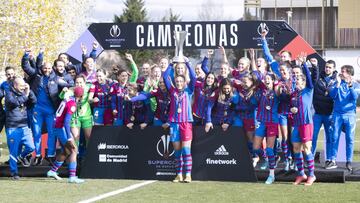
<box><xmin>130</xmin><ymin>92</ymin><xmax>151</xmax><ymax>102</ymax></box>
<box><xmin>126</xmin><ymin>53</ymin><xmax>139</xmax><ymax>83</ymax></box>
<box><xmin>201</xmin><ymin>56</ymin><xmax>210</xmax><ymax>75</ymax></box>
<box><xmin>303</xmin><ymin>63</ymin><xmax>313</xmax><ymax>89</ymax></box>
<box><xmin>163</xmin><ymin>63</ymin><xmax>173</xmax><ymax>91</ymax></box>
<box><xmin>186</xmin><ymin>61</ymin><xmax>196</xmax><ymax>93</ymax></box>
<box><xmin>21</xmin><ymin>52</ymin><xmax>37</xmax><ymax>77</ymax></box>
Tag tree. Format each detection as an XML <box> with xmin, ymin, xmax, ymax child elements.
<box><xmin>198</xmin><ymin>0</ymin><xmax>224</xmax><ymax>21</ymax></box>
<box><xmin>161</xmin><ymin>8</ymin><xmax>181</xmax><ymax>22</ymax></box>
<box><xmin>0</xmin><ymin>0</ymin><xmax>92</xmax><ymax>72</ymax></box>
<box><xmin>113</xmin><ymin>0</ymin><xmax>153</xmax><ymax>65</ymax></box>
<box><xmin>114</xmin><ymin>0</ymin><xmax>147</xmax><ymax>23</ymax></box>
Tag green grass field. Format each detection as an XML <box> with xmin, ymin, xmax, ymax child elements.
<box><xmin>0</xmin><ymin>112</ymin><xmax>359</xmax><ymax>202</ymax></box>
<box><xmin>0</xmin><ymin>178</ymin><xmax>359</xmax><ymax>203</ymax></box>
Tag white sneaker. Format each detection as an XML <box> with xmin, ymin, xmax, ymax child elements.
<box><xmin>252</xmin><ymin>157</ymin><xmax>259</xmax><ymax>168</ymax></box>
<box><xmin>47</xmin><ymin>170</ymin><xmax>62</xmax><ymax>180</ymax></box>
<box><xmin>68</xmin><ymin>176</ymin><xmax>85</xmax><ymax>184</ymax></box>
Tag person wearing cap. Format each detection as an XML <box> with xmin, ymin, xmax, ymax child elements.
<box><xmin>46</xmin><ymin>86</ymin><xmax>85</xmax><ymax>184</ymax></box>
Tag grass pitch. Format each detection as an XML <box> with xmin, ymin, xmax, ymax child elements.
<box><xmin>0</xmin><ymin>178</ymin><xmax>359</xmax><ymax>203</ymax></box>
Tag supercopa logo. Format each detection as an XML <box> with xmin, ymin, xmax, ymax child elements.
<box><xmin>156</xmin><ymin>135</ymin><xmax>174</xmax><ymax>159</ymax></box>
<box><xmin>257</xmin><ymin>22</ymin><xmax>269</xmax><ymax>36</ymax></box>
<box><xmin>110</xmin><ymin>25</ymin><xmax>121</xmax><ymax>38</ymax></box>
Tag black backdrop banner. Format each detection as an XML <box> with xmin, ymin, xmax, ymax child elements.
<box><xmin>67</xmin><ymin>20</ymin><xmax>325</xmax><ymax>68</ymax></box>
<box><xmin>80</xmin><ymin>126</ymin><xmax>257</xmax><ymax>182</ymax></box>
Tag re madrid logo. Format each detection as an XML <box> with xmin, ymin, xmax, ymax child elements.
<box><xmin>110</xmin><ymin>25</ymin><xmax>121</xmax><ymax>38</ymax></box>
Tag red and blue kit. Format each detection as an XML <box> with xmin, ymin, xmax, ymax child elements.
<box><xmin>290</xmin><ymin>64</ymin><xmax>314</xmax><ymax>143</ymax></box>
<box><xmin>233</xmin><ymin>83</ymin><xmax>257</xmax><ymax>131</ymax></box>
<box><xmin>54</xmin><ymin>97</ymin><xmax>76</xmax><ymax>145</ymax></box>
<box><xmin>255</xmin><ymin>84</ymin><xmax>280</xmax><ymax>138</ymax></box>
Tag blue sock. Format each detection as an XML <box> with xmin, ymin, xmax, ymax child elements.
<box><xmin>174</xmin><ymin>149</ymin><xmax>183</xmax><ymax>175</ymax></box>
<box><xmin>247</xmin><ymin>141</ymin><xmax>254</xmax><ymax>156</ymax></box>
<box><xmin>281</xmin><ymin>140</ymin><xmax>289</xmax><ymax>160</ymax></box>
<box><xmin>51</xmin><ymin>161</ymin><xmax>63</xmax><ymax>172</ymax></box>
<box><xmin>266</xmin><ymin>147</ymin><xmax>276</xmax><ymax>169</ymax></box>
<box><xmin>182</xmin><ymin>147</ymin><xmax>192</xmax><ymax>175</ymax></box>
<box><xmin>253</xmin><ymin>148</ymin><xmax>263</xmax><ymax>157</ymax></box>
<box><xmin>68</xmin><ymin>162</ymin><xmax>77</xmax><ymax>178</ymax></box>
<box><xmin>294</xmin><ymin>152</ymin><xmax>305</xmax><ymax>176</ymax></box>
<box><xmin>305</xmin><ymin>153</ymin><xmax>315</xmax><ymax>177</ymax></box>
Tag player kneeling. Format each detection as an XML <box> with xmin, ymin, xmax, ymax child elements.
<box><xmin>46</xmin><ymin>86</ymin><xmax>85</xmax><ymax>184</ymax></box>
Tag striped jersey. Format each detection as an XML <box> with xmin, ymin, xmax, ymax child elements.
<box><xmin>255</xmin><ymin>84</ymin><xmax>280</xmax><ymax>124</ymax></box>
<box><xmin>90</xmin><ymin>81</ymin><xmax>112</xmax><ymax>108</ymax></box>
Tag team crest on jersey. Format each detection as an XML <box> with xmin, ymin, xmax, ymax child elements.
<box><xmin>255</xmin><ymin>122</ymin><xmax>261</xmax><ymax>129</ymax></box>
<box><xmin>70</xmin><ymin>106</ymin><xmax>76</xmax><ymax>113</ymax></box>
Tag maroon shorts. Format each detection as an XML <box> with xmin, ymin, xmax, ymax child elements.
<box><xmin>243</xmin><ymin>118</ymin><xmax>255</xmax><ymax>132</ymax></box>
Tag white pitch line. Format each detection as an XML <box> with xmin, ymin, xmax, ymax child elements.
<box><xmin>78</xmin><ymin>180</ymin><xmax>156</xmax><ymax>203</ymax></box>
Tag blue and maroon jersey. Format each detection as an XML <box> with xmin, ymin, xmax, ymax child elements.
<box><xmin>255</xmin><ymin>84</ymin><xmax>280</xmax><ymax>124</ymax></box>
<box><xmin>150</xmin><ymin>89</ymin><xmax>170</xmax><ymax>123</ymax></box>
<box><xmin>277</xmin><ymin>78</ymin><xmax>292</xmax><ymax>114</ymax></box>
<box><xmin>90</xmin><ymin>81</ymin><xmax>112</xmax><ymax>108</ymax></box>
<box><xmin>163</xmin><ymin>62</ymin><xmax>196</xmax><ymax>123</ymax></box>
<box><xmin>168</xmin><ymin>87</ymin><xmax>194</xmax><ymax>123</ymax></box>
<box><xmin>110</xmin><ymin>83</ymin><xmax>131</xmax><ymax>121</ymax></box>
<box><xmin>290</xmin><ymin>88</ymin><xmax>313</xmax><ymax>126</ymax></box>
<box><xmin>136</xmin><ymin>76</ymin><xmax>146</xmax><ymax>91</ymax></box>
<box><xmin>82</xmin><ymin>70</ymin><xmax>97</xmax><ymax>84</ymax></box>
<box><xmin>233</xmin><ymin>83</ymin><xmax>257</xmax><ymax>120</ymax></box>
<box><xmin>192</xmin><ymin>81</ymin><xmax>217</xmax><ymax>120</ymax></box>
<box><xmin>212</xmin><ymin>93</ymin><xmax>239</xmax><ymax>125</ymax></box>
<box><xmin>232</xmin><ymin>69</ymin><xmax>249</xmax><ymax>80</ymax></box>
<box><xmin>130</xmin><ymin>100</ymin><xmax>151</xmax><ymax>124</ymax></box>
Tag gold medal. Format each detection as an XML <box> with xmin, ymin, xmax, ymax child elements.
<box><xmin>130</xmin><ymin>116</ymin><xmax>135</xmax><ymax>121</ymax></box>
<box><xmin>177</xmin><ymin>108</ymin><xmax>182</xmax><ymax>114</ymax></box>
<box><xmin>266</xmin><ymin>105</ymin><xmax>271</xmax><ymax>110</ymax></box>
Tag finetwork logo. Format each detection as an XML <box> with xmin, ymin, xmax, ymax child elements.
<box><xmin>206</xmin><ymin>158</ymin><xmax>237</xmax><ymax>165</ymax></box>
<box><xmin>110</xmin><ymin>25</ymin><xmax>121</xmax><ymax>38</ymax></box>
<box><xmin>214</xmin><ymin>145</ymin><xmax>229</xmax><ymax>156</ymax></box>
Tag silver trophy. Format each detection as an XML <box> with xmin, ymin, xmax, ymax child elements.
<box><xmin>173</xmin><ymin>30</ymin><xmax>187</xmax><ymax>63</ymax></box>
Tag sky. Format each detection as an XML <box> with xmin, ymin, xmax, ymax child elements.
<box><xmin>90</xmin><ymin>0</ymin><xmax>244</xmax><ymax>22</ymax></box>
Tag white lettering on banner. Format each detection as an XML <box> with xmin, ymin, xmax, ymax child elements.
<box><xmin>157</xmin><ymin>25</ymin><xmax>172</xmax><ymax>46</ymax></box>
<box><xmin>194</xmin><ymin>24</ymin><xmax>202</xmax><ymax>47</ymax></box>
<box><xmin>136</xmin><ymin>25</ymin><xmax>144</xmax><ymax>47</ymax></box>
<box><xmin>135</xmin><ymin>23</ymin><xmax>239</xmax><ymax>48</ymax></box>
<box><xmin>230</xmin><ymin>24</ymin><xmax>238</xmax><ymax>46</ymax></box>
<box><xmin>185</xmin><ymin>24</ymin><xmax>192</xmax><ymax>46</ymax></box>
<box><xmin>147</xmin><ymin>25</ymin><xmax>155</xmax><ymax>47</ymax></box>
<box><xmin>99</xmin><ymin>154</ymin><xmax>128</xmax><ymax>163</ymax></box>
<box><xmin>206</xmin><ymin>158</ymin><xmax>237</xmax><ymax>165</ymax></box>
<box><xmin>219</xmin><ymin>24</ymin><xmax>227</xmax><ymax>46</ymax></box>
<box><xmin>97</xmin><ymin>143</ymin><xmax>129</xmax><ymax>150</ymax></box>
<box><xmin>206</xmin><ymin>24</ymin><xmax>216</xmax><ymax>46</ymax></box>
